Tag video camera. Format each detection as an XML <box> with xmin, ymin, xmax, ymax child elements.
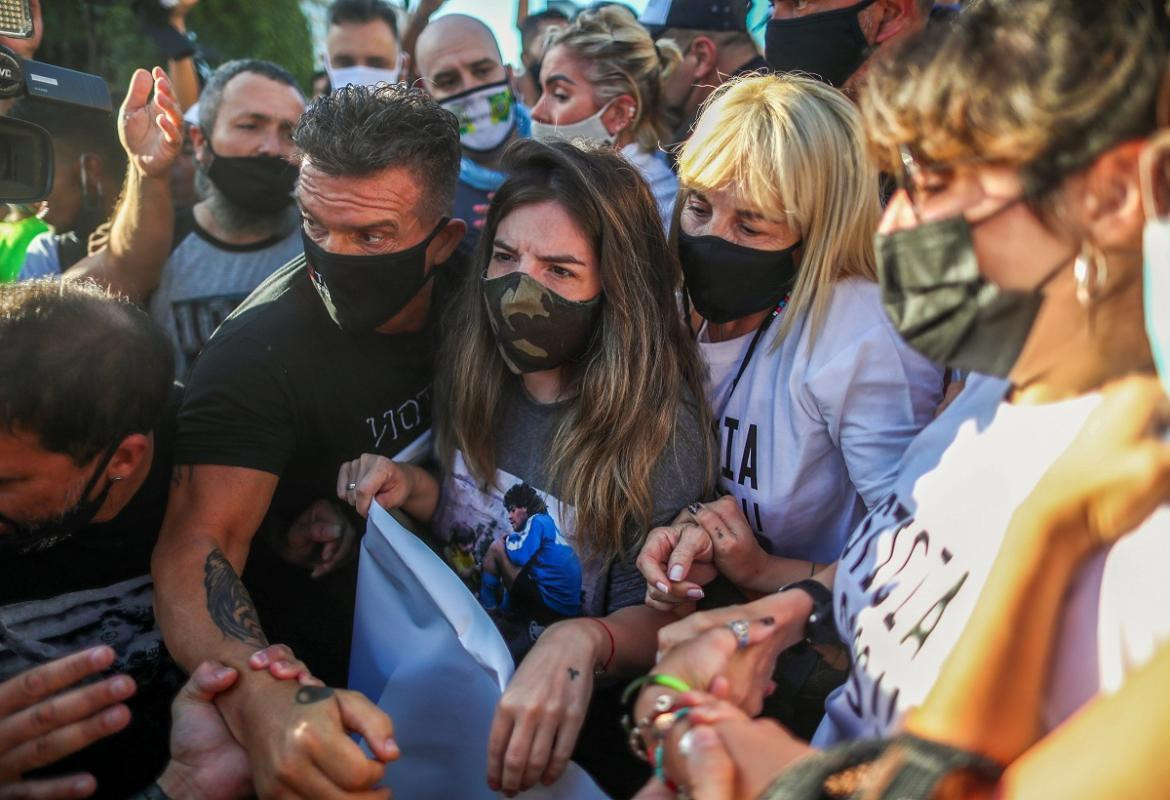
<box><xmin>0</xmin><ymin>5</ymin><xmax>113</xmax><ymax>205</ymax></box>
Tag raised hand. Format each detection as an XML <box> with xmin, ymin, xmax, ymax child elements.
<box><xmin>119</xmin><ymin>67</ymin><xmax>185</xmax><ymax>179</ymax></box>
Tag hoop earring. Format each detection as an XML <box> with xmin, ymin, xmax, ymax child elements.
<box><xmin>1075</xmin><ymin>243</ymin><xmax>1108</xmax><ymax>309</ymax></box>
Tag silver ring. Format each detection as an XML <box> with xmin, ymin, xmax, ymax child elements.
<box><xmin>727</xmin><ymin>619</ymin><xmax>750</xmax><ymax>650</ymax></box>
<box><xmin>346</xmin><ymin>482</ymin><xmax>357</xmax><ymax>491</ymax></box>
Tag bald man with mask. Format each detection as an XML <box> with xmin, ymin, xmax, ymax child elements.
<box><xmin>415</xmin><ymin>14</ymin><xmax>531</xmax><ymax>253</ymax></box>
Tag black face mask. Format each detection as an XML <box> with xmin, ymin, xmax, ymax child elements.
<box><xmin>875</xmin><ymin>205</ymin><xmax>1069</xmax><ymax>378</ymax></box>
<box><xmin>303</xmin><ymin>218</ymin><xmax>449</xmax><ymax>333</ymax></box>
<box><xmin>0</xmin><ymin>445</ymin><xmax>118</xmax><ymax>555</ymax></box>
<box><xmin>206</xmin><ymin>142</ymin><xmax>299</xmax><ymax>213</ymax></box>
<box><xmin>678</xmin><ymin>230</ymin><xmax>801</xmax><ymax>325</ymax></box>
<box><xmin>765</xmin><ymin>0</ymin><xmax>876</xmax><ymax>88</ymax></box>
<box><xmin>482</xmin><ymin>271</ymin><xmax>602</xmax><ymax>374</ymax></box>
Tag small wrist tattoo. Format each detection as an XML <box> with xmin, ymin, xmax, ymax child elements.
<box><xmin>295</xmin><ymin>685</ymin><xmax>335</xmax><ymax>705</ymax></box>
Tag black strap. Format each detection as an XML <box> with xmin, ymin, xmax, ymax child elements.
<box><xmin>718</xmin><ymin>296</ymin><xmax>789</xmax><ymax>420</ymax></box>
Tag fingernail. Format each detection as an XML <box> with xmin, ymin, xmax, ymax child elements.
<box><xmin>686</xmin><ymin>588</ymin><xmax>704</xmax><ymax>599</ymax></box>
<box><xmin>74</xmin><ymin>776</ymin><xmax>94</xmax><ymax>793</ymax></box>
<box><xmin>102</xmin><ymin>706</ymin><xmax>127</xmax><ymax>727</ymax></box>
<box><xmin>252</xmin><ymin>651</ymin><xmax>269</xmax><ymax>666</ymax></box>
<box><xmin>214</xmin><ymin>666</ymin><xmax>235</xmax><ymax>680</ymax></box>
<box><xmin>384</xmin><ymin>737</ymin><xmax>399</xmax><ymax>757</ymax></box>
<box><xmin>655</xmin><ymin>581</ymin><xmax>670</xmax><ymax>594</ymax></box>
<box><xmin>89</xmin><ymin>646</ymin><xmax>111</xmax><ymax>666</ymax></box>
<box><xmin>668</xmin><ymin>565</ymin><xmax>685</xmax><ymax>581</ymax></box>
<box><xmin>110</xmin><ymin>676</ymin><xmax>133</xmax><ymax>694</ymax></box>
<box><xmin>274</xmin><ymin>660</ymin><xmax>291</xmax><ymax>672</ymax></box>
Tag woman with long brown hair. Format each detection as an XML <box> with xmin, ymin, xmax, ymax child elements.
<box><xmin>338</xmin><ymin>138</ymin><xmax>712</xmax><ymax>796</ymax></box>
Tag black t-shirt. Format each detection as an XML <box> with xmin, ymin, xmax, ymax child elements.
<box><xmin>0</xmin><ymin>391</ymin><xmax>185</xmax><ymax>798</ymax></box>
<box><xmin>175</xmin><ymin>255</ymin><xmax>462</xmax><ymax>686</ymax></box>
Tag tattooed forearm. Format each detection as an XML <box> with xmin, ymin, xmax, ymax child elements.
<box><xmin>203</xmin><ymin>548</ymin><xmax>268</xmax><ymax>649</ymax></box>
<box><xmin>295</xmin><ymin>686</ymin><xmax>335</xmax><ymax>705</ymax></box>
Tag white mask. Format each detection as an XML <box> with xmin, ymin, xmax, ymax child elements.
<box><xmin>1141</xmin><ymin>138</ymin><xmax>1170</xmax><ymax>395</ymax></box>
<box><xmin>326</xmin><ymin>53</ymin><xmax>403</xmax><ymax>91</ymax></box>
<box><xmin>531</xmin><ymin>101</ymin><xmax>616</xmax><ymax>146</ymax></box>
<box><xmin>440</xmin><ymin>80</ymin><xmax>517</xmax><ymax>153</ymax></box>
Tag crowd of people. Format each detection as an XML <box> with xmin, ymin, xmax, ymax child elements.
<box><xmin>1</xmin><ymin>0</ymin><xmax>1169</xmax><ymax>798</ymax></box>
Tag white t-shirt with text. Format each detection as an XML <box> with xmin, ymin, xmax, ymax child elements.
<box><xmin>699</xmin><ymin>278</ymin><xmax>944</xmax><ymax>563</ymax></box>
<box><xmin>815</xmin><ymin>375</ymin><xmax>1170</xmax><ymax>745</ymax></box>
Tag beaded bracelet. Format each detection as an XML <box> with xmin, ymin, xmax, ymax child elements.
<box><xmin>652</xmin><ymin>708</ymin><xmax>693</xmax><ymax>784</ymax></box>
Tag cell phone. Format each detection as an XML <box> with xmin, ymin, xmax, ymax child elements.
<box><xmin>0</xmin><ymin>0</ymin><xmax>32</xmax><ymax>39</ymax></box>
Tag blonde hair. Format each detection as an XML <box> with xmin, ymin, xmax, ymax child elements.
<box><xmin>544</xmin><ymin>6</ymin><xmax>681</xmax><ymax>151</ymax></box>
<box><xmin>676</xmin><ymin>73</ymin><xmax>881</xmax><ymax>347</ymax></box>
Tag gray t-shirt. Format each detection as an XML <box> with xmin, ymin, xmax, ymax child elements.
<box><xmin>433</xmin><ymin>379</ymin><xmax>712</xmax><ymax>621</ymax></box>
<box><xmin>148</xmin><ymin>210</ymin><xmax>302</xmax><ymax>379</ymax></box>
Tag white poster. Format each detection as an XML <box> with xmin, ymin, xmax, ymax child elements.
<box><xmin>348</xmin><ymin>504</ymin><xmax>609</xmax><ymax>799</ymax></box>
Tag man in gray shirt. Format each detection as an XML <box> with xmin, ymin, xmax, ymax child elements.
<box><xmin>70</xmin><ymin>59</ymin><xmax>306</xmax><ymax>378</ymax></box>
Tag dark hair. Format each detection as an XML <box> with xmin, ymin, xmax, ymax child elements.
<box><xmin>0</xmin><ymin>280</ymin><xmax>174</xmax><ymax>465</ymax></box>
<box><xmin>8</xmin><ymin>99</ymin><xmax>126</xmax><ymax>177</ymax></box>
<box><xmin>293</xmin><ymin>83</ymin><xmax>461</xmax><ymax>219</ymax></box>
<box><xmin>863</xmin><ymin>0</ymin><xmax>1170</xmax><ymax>201</ymax></box>
<box><xmin>328</xmin><ymin>0</ymin><xmax>400</xmax><ymax>38</ymax></box>
<box><xmin>503</xmin><ymin>482</ymin><xmax>548</xmax><ymax>516</ymax></box>
<box><xmin>198</xmin><ymin>59</ymin><xmax>303</xmax><ymax>135</ymax></box>
<box><xmin>437</xmin><ymin>139</ymin><xmax>714</xmax><ymax>563</ymax></box>
<box><xmin>520</xmin><ymin>9</ymin><xmax>569</xmax><ymax>50</ymax></box>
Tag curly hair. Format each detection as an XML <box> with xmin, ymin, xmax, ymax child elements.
<box><xmin>862</xmin><ymin>0</ymin><xmax>1169</xmax><ymax>205</ymax></box>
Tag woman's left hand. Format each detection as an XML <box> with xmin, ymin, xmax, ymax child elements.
<box><xmin>487</xmin><ymin>620</ymin><xmax>601</xmax><ymax>795</ymax></box>
<box><xmin>690</xmin><ymin>497</ymin><xmax>770</xmax><ymax>594</ymax></box>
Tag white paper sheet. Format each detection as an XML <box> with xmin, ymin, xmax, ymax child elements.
<box><xmin>348</xmin><ymin>503</ymin><xmax>610</xmax><ymax>799</ymax></box>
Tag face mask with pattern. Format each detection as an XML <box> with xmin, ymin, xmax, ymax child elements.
<box><xmin>481</xmin><ymin>271</ymin><xmax>602</xmax><ymax>373</ymax></box>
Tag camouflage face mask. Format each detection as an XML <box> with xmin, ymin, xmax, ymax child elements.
<box><xmin>482</xmin><ymin>271</ymin><xmax>602</xmax><ymax>374</ymax></box>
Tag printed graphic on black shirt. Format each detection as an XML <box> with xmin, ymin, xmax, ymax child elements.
<box><xmin>0</xmin><ymin>575</ymin><xmax>182</xmax><ymax>796</ymax></box>
<box><xmin>171</xmin><ymin>293</ymin><xmax>250</xmax><ymax>370</ymax></box>
<box><xmin>434</xmin><ymin>453</ymin><xmax>583</xmax><ymax>661</ymax></box>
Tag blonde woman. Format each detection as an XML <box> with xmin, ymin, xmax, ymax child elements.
<box><xmin>529</xmin><ymin>5</ymin><xmax>680</xmax><ymax>228</ymax></box>
<box><xmin>338</xmin><ymin>139</ymin><xmax>713</xmax><ymax>796</ymax></box>
<box><xmin>639</xmin><ymin>75</ymin><xmax>943</xmax><ymax>623</ymax></box>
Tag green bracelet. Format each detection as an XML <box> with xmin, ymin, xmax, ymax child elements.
<box><xmin>620</xmin><ymin>673</ymin><xmax>692</xmax><ymax>707</ymax></box>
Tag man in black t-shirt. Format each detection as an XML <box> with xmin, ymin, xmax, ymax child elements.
<box><xmin>152</xmin><ymin>84</ymin><xmax>466</xmax><ymax>798</ymax></box>
<box><xmin>0</xmin><ymin>281</ymin><xmax>181</xmax><ymax>796</ymax></box>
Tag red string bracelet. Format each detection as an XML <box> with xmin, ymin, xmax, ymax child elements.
<box><xmin>587</xmin><ymin>617</ymin><xmax>616</xmax><ymax>673</ymax></box>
